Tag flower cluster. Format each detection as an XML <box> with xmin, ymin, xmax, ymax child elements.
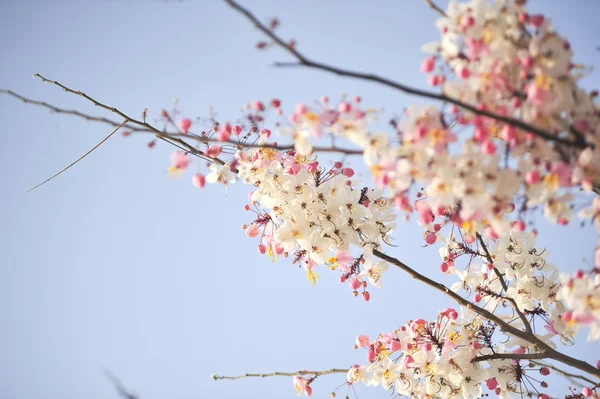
<box><xmin>237</xmin><ymin>148</ymin><xmax>395</xmax><ymax>295</ymax></box>
<box><xmin>339</xmin><ymin>310</ymin><xmax>557</xmax><ymax>399</ymax></box>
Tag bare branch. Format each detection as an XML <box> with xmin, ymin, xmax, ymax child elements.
<box><xmin>473</xmin><ymin>352</ymin><xmax>549</xmax><ymax>362</ymax></box>
<box><xmin>423</xmin><ymin>0</ymin><xmax>447</xmax><ymax>17</ymax></box>
<box><xmin>224</xmin><ymin>0</ymin><xmax>589</xmax><ymax>150</ymax></box>
<box><xmin>372</xmin><ymin>249</ymin><xmax>600</xmax><ymax>379</ymax></box>
<box><xmin>26</xmin><ymin>120</ymin><xmax>127</xmax><ymax>193</ymax></box>
<box><xmin>104</xmin><ymin>370</ymin><xmax>138</xmax><ymax>399</ymax></box>
<box><xmin>2</xmin><ymin>88</ymin><xmax>364</xmax><ymax>157</ymax></box>
<box><xmin>212</xmin><ymin>368</ymin><xmax>348</xmax><ymax>381</ymax></box>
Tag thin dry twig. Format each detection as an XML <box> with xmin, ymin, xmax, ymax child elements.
<box><xmin>2</xmin><ymin>88</ymin><xmax>363</xmax><ymax>157</ymax></box>
<box><xmin>533</xmin><ymin>360</ymin><xmax>598</xmax><ymax>388</ymax></box>
<box><xmin>213</xmin><ymin>368</ymin><xmax>348</xmax><ymax>381</ymax></box>
<box><xmin>224</xmin><ymin>0</ymin><xmax>589</xmax><ymax>150</ymax></box>
<box><xmin>26</xmin><ymin>120</ymin><xmax>127</xmax><ymax>193</ymax></box>
<box><xmin>104</xmin><ymin>370</ymin><xmax>138</xmax><ymax>399</ymax></box>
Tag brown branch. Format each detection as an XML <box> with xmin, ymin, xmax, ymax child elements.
<box><xmin>104</xmin><ymin>370</ymin><xmax>138</xmax><ymax>399</ymax></box>
<box><xmin>424</xmin><ymin>0</ymin><xmax>447</xmax><ymax>17</ymax></box>
<box><xmin>473</xmin><ymin>352</ymin><xmax>549</xmax><ymax>362</ymax></box>
<box><xmin>372</xmin><ymin>249</ymin><xmax>600</xmax><ymax>379</ymax></box>
<box><xmin>224</xmin><ymin>0</ymin><xmax>589</xmax><ymax>150</ymax></box>
<box><xmin>2</xmin><ymin>88</ymin><xmax>364</xmax><ymax>157</ymax></box>
<box><xmin>26</xmin><ymin>120</ymin><xmax>127</xmax><ymax>193</ymax></box>
<box><xmin>212</xmin><ymin>368</ymin><xmax>348</xmax><ymax>381</ymax></box>
<box><xmin>476</xmin><ymin>231</ymin><xmax>533</xmax><ymax>335</ymax></box>
<box><xmin>31</xmin><ymin>74</ymin><xmax>227</xmax><ymax>166</ymax></box>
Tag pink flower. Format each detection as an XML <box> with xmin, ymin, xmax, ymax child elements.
<box><xmin>481</xmin><ymin>139</ymin><xmax>496</xmax><ymax>155</ymax></box>
<box><xmin>206</xmin><ymin>146</ymin><xmax>222</xmax><ymax>158</ymax></box>
<box><xmin>338</xmin><ymin>102</ymin><xmax>352</xmax><ymax>113</ymax></box>
<box><xmin>356</xmin><ymin>335</ymin><xmax>369</xmax><ymax>348</ymax></box>
<box><xmin>170</xmin><ymin>151</ymin><xmax>190</xmax><ymax>171</ymax></box>
<box><xmin>421</xmin><ymin>56</ymin><xmax>435</xmax><ymax>73</ymax></box>
<box><xmin>178</xmin><ymin>118</ymin><xmax>192</xmax><ymax>133</ymax></box>
<box><xmin>525</xmin><ymin>170</ymin><xmax>541</xmax><ymax>185</ymax></box>
<box><xmin>245</xmin><ymin>224</ymin><xmax>260</xmax><ymax>238</ymax></box>
<box><xmin>192</xmin><ymin>174</ymin><xmax>206</xmax><ymax>188</ymax></box>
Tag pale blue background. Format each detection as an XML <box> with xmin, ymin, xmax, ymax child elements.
<box><xmin>0</xmin><ymin>1</ymin><xmax>598</xmax><ymax>398</ymax></box>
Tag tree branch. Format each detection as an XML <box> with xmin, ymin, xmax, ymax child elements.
<box><xmin>473</xmin><ymin>352</ymin><xmax>549</xmax><ymax>362</ymax></box>
<box><xmin>212</xmin><ymin>368</ymin><xmax>348</xmax><ymax>381</ymax></box>
<box><xmin>476</xmin><ymin>232</ymin><xmax>533</xmax><ymax>335</ymax></box>
<box><xmin>26</xmin><ymin>120</ymin><xmax>127</xmax><ymax>193</ymax></box>
<box><xmin>423</xmin><ymin>0</ymin><xmax>447</xmax><ymax>17</ymax></box>
<box><xmin>223</xmin><ymin>0</ymin><xmax>588</xmax><ymax>150</ymax></box>
<box><xmin>372</xmin><ymin>249</ymin><xmax>600</xmax><ymax>379</ymax></box>
<box><xmin>2</xmin><ymin>88</ymin><xmax>363</xmax><ymax>157</ymax></box>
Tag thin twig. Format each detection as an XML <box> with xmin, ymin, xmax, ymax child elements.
<box><xmin>424</xmin><ymin>0</ymin><xmax>447</xmax><ymax>17</ymax></box>
<box><xmin>224</xmin><ymin>0</ymin><xmax>589</xmax><ymax>150</ymax></box>
<box><xmin>372</xmin><ymin>249</ymin><xmax>600</xmax><ymax>379</ymax></box>
<box><xmin>26</xmin><ymin>120</ymin><xmax>127</xmax><ymax>193</ymax></box>
<box><xmin>533</xmin><ymin>361</ymin><xmax>598</xmax><ymax>388</ymax></box>
<box><xmin>104</xmin><ymin>370</ymin><xmax>138</xmax><ymax>399</ymax></box>
<box><xmin>213</xmin><ymin>368</ymin><xmax>348</xmax><ymax>381</ymax></box>
<box><xmin>2</xmin><ymin>88</ymin><xmax>363</xmax><ymax>157</ymax></box>
<box><xmin>476</xmin><ymin>231</ymin><xmax>533</xmax><ymax>334</ymax></box>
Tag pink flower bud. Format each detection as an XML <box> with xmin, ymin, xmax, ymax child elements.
<box><xmin>217</xmin><ymin>128</ymin><xmax>230</xmax><ymax>142</ymax></box>
<box><xmin>259</xmin><ymin>128</ymin><xmax>271</xmax><ymax>139</ymax></box>
<box><xmin>461</xmin><ymin>15</ymin><xmax>475</xmax><ymax>29</ymax></box>
<box><xmin>582</xmin><ymin>387</ymin><xmax>592</xmax><ymax>398</ymax></box>
<box><xmin>350</xmin><ymin>278</ymin><xmax>361</xmax><ymax>290</ymax></box>
<box><xmin>367</xmin><ymin>348</ymin><xmax>376</xmax><ymax>363</ymax></box>
<box><xmin>458</xmin><ymin>67</ymin><xmax>471</xmax><ymax>79</ymax></box>
<box><xmin>486</xmin><ymin>378</ymin><xmax>497</xmax><ymax>390</ymax></box>
<box><xmin>470</xmin><ymin>341</ymin><xmax>480</xmax><ymax>350</ymax></box>
<box><xmin>528</xmin><ymin>14</ymin><xmax>544</xmax><ymax>28</ymax></box>
<box><xmin>448</xmin><ymin>310</ymin><xmax>458</xmax><ymax>320</ymax></box>
<box><xmin>390</xmin><ymin>340</ymin><xmax>401</xmax><ymax>352</ymax></box>
<box><xmin>356</xmin><ymin>335</ymin><xmax>369</xmax><ymax>348</ymax></box>
<box><xmin>514</xmin><ymin>220</ymin><xmax>526</xmax><ymax>232</ymax></box>
<box><xmin>338</xmin><ymin>102</ymin><xmax>352</xmax><ymax>113</ymax></box>
<box><xmin>252</xmin><ymin>101</ymin><xmax>265</xmax><ymax>112</ymax></box>
<box><xmin>421</xmin><ymin>56</ymin><xmax>435</xmax><ymax>73</ymax></box>
<box><xmin>540</xmin><ymin>367</ymin><xmax>550</xmax><ymax>376</ymax></box>
<box><xmin>525</xmin><ymin>169</ymin><xmax>541</xmax><ymax>185</ymax></box>
<box><xmin>538</xmin><ymin>394</ymin><xmax>550</xmax><ymax>399</ymax></box>
<box><xmin>334</xmin><ymin>161</ymin><xmax>343</xmax><ymax>169</ymax></box>
<box><xmin>303</xmin><ymin>386</ymin><xmax>312</xmax><ymax>397</ymax></box>
<box><xmin>425</xmin><ymin>232</ymin><xmax>437</xmax><ymax>245</ymax></box>
<box><xmin>206</xmin><ymin>146</ymin><xmax>222</xmax><ymax>158</ymax></box>
<box><xmin>474</xmin><ymin>293</ymin><xmax>482</xmax><ymax>303</ymax></box>
<box><xmin>258</xmin><ymin>244</ymin><xmax>266</xmax><ymax>254</ymax></box>
<box><xmin>245</xmin><ymin>224</ymin><xmax>260</xmax><ymax>238</ymax></box>
<box><xmin>481</xmin><ymin>139</ymin><xmax>496</xmax><ymax>155</ymax></box>
<box><xmin>362</xmin><ymin>291</ymin><xmax>370</xmax><ymax>301</ymax></box>
<box><xmin>232</xmin><ymin>125</ymin><xmax>242</xmax><ymax>136</ymax></box>
<box><xmin>270</xmin><ymin>98</ymin><xmax>281</xmax><ymax>108</ymax></box>
<box><xmin>192</xmin><ymin>174</ymin><xmax>206</xmax><ymax>188</ymax></box>
<box><xmin>501</xmin><ymin>125</ymin><xmax>517</xmax><ymax>141</ymax></box>
<box><xmin>178</xmin><ymin>118</ymin><xmax>192</xmax><ymax>133</ymax></box>
<box><xmin>342</xmin><ymin>168</ymin><xmax>354</xmax><ymax>178</ymax></box>
<box><xmin>574</xmin><ymin>269</ymin><xmax>585</xmax><ymax>279</ymax></box>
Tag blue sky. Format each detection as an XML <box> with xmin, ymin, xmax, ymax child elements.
<box><xmin>1</xmin><ymin>1</ymin><xmax>599</xmax><ymax>398</ymax></box>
